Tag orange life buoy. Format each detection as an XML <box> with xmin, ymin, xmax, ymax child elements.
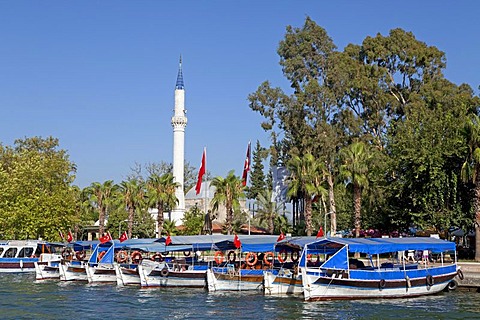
<box><xmin>75</xmin><ymin>250</ymin><xmax>86</xmax><ymax>261</ymax></box>
<box><xmin>97</xmin><ymin>251</ymin><xmax>106</xmax><ymax>262</ymax></box>
<box><xmin>131</xmin><ymin>251</ymin><xmax>143</xmax><ymax>263</ymax></box>
<box><xmin>151</xmin><ymin>253</ymin><xmax>163</xmax><ymax>262</ymax></box>
<box><xmin>278</xmin><ymin>250</ymin><xmax>288</xmax><ymax>263</ymax></box>
<box><xmin>116</xmin><ymin>250</ymin><xmax>128</xmax><ymax>263</ymax></box>
<box><xmin>245</xmin><ymin>252</ymin><xmax>258</xmax><ymax>266</ymax></box>
<box><xmin>263</xmin><ymin>252</ymin><xmax>274</xmax><ymax>266</ymax></box>
<box><xmin>214</xmin><ymin>251</ymin><xmax>225</xmax><ymax>264</ymax></box>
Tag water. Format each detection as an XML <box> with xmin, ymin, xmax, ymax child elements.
<box><xmin>1</xmin><ymin>274</ymin><xmax>479</xmax><ymax>319</ymax></box>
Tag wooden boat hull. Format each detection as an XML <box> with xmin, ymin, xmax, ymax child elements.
<box><xmin>34</xmin><ymin>262</ymin><xmax>60</xmax><ymax>280</ymax></box>
<box><xmin>0</xmin><ymin>259</ymin><xmax>36</xmax><ymax>273</ymax></box>
<box><xmin>59</xmin><ymin>262</ymin><xmax>88</xmax><ymax>281</ymax></box>
<box><xmin>138</xmin><ymin>263</ymin><xmax>206</xmax><ymax>288</ymax></box>
<box><xmin>115</xmin><ymin>264</ymin><xmax>140</xmax><ymax>286</ymax></box>
<box><xmin>207</xmin><ymin>269</ymin><xmax>264</xmax><ymax>292</ymax></box>
<box><xmin>263</xmin><ymin>270</ymin><xmax>303</xmax><ymax>295</ymax></box>
<box><xmin>86</xmin><ymin>264</ymin><xmax>117</xmax><ymax>283</ymax></box>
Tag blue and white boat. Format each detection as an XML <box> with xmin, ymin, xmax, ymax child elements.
<box><xmin>299</xmin><ymin>237</ymin><xmax>460</xmax><ymax>301</ymax></box>
<box><xmin>85</xmin><ymin>242</ymin><xmax>116</xmax><ymax>283</ymax></box>
<box><xmin>0</xmin><ymin>240</ymin><xmax>53</xmax><ymax>273</ymax></box>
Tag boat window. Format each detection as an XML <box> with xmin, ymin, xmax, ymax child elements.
<box><xmin>0</xmin><ymin>248</ymin><xmax>4</xmax><ymax>257</ymax></box>
<box><xmin>4</xmin><ymin>248</ymin><xmax>17</xmax><ymax>258</ymax></box>
<box><xmin>18</xmin><ymin>247</ymin><xmax>34</xmax><ymax>257</ymax></box>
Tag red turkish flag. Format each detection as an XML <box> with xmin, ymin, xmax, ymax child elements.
<box><xmin>316</xmin><ymin>227</ymin><xmax>324</xmax><ymax>238</ymax></box>
<box><xmin>119</xmin><ymin>231</ymin><xmax>128</xmax><ymax>243</ymax></box>
<box><xmin>233</xmin><ymin>234</ymin><xmax>241</xmax><ymax>249</ymax></box>
<box><xmin>277</xmin><ymin>232</ymin><xmax>286</xmax><ymax>242</ymax></box>
<box><xmin>242</xmin><ymin>142</ymin><xmax>251</xmax><ymax>186</ymax></box>
<box><xmin>165</xmin><ymin>235</ymin><xmax>172</xmax><ymax>246</ymax></box>
<box><xmin>67</xmin><ymin>230</ymin><xmax>73</xmax><ymax>243</ymax></box>
<box><xmin>99</xmin><ymin>232</ymin><xmax>112</xmax><ymax>244</ymax></box>
<box><xmin>195</xmin><ymin>148</ymin><xmax>206</xmax><ymax>195</ymax></box>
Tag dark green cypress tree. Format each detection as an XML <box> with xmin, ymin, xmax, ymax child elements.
<box><xmin>246</xmin><ymin>140</ymin><xmax>266</xmax><ymax>200</ymax></box>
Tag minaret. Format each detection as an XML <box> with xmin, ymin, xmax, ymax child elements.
<box><xmin>171</xmin><ymin>56</ymin><xmax>187</xmax><ymax>224</ymax></box>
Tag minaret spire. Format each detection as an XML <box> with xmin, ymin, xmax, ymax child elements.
<box><xmin>175</xmin><ymin>55</ymin><xmax>184</xmax><ymax>90</ymax></box>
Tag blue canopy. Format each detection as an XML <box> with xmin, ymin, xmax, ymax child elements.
<box><xmin>304</xmin><ymin>237</ymin><xmax>456</xmax><ymax>255</ymax></box>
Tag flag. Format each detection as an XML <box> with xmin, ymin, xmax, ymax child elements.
<box><xmin>316</xmin><ymin>226</ymin><xmax>324</xmax><ymax>238</ymax></box>
<box><xmin>242</xmin><ymin>142</ymin><xmax>251</xmax><ymax>186</ymax></box>
<box><xmin>195</xmin><ymin>148</ymin><xmax>206</xmax><ymax>195</ymax></box>
<box><xmin>67</xmin><ymin>230</ymin><xmax>73</xmax><ymax>243</ymax></box>
<box><xmin>99</xmin><ymin>232</ymin><xmax>112</xmax><ymax>244</ymax></box>
<box><xmin>59</xmin><ymin>231</ymin><xmax>65</xmax><ymax>241</ymax></box>
<box><xmin>277</xmin><ymin>232</ymin><xmax>286</xmax><ymax>242</ymax></box>
<box><xmin>165</xmin><ymin>234</ymin><xmax>172</xmax><ymax>246</ymax></box>
<box><xmin>119</xmin><ymin>231</ymin><xmax>128</xmax><ymax>243</ymax></box>
<box><xmin>233</xmin><ymin>234</ymin><xmax>241</xmax><ymax>249</ymax></box>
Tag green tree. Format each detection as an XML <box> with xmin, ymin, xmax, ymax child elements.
<box><xmin>255</xmin><ymin>189</ymin><xmax>283</xmax><ymax>234</ymax></box>
<box><xmin>146</xmin><ymin>173</ymin><xmax>178</xmax><ymax>237</ymax></box>
<box><xmin>0</xmin><ymin>136</ymin><xmax>77</xmax><ymax>240</ymax></box>
<box><xmin>339</xmin><ymin>142</ymin><xmax>371</xmax><ymax>238</ymax></box>
<box><xmin>461</xmin><ymin>114</ymin><xmax>480</xmax><ymax>261</ymax></box>
<box><xmin>211</xmin><ymin>171</ymin><xmax>245</xmax><ymax>235</ymax></box>
<box><xmin>119</xmin><ymin>178</ymin><xmax>146</xmax><ymax>238</ymax></box>
<box><xmin>181</xmin><ymin>205</ymin><xmax>204</xmax><ymax>235</ymax></box>
<box><xmin>246</xmin><ymin>140</ymin><xmax>267</xmax><ymax>200</ymax></box>
<box><xmin>85</xmin><ymin>180</ymin><xmax>118</xmax><ymax>236</ymax></box>
<box><xmin>287</xmin><ymin>154</ymin><xmax>326</xmax><ymax>236</ymax></box>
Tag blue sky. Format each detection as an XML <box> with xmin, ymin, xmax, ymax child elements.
<box><xmin>1</xmin><ymin>1</ymin><xmax>479</xmax><ymax>188</ymax></box>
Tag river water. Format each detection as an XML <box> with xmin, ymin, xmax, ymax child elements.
<box><xmin>1</xmin><ymin>273</ymin><xmax>479</xmax><ymax>319</ymax></box>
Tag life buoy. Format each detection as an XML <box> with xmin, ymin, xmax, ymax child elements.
<box><xmin>278</xmin><ymin>250</ymin><xmax>288</xmax><ymax>263</ymax></box>
<box><xmin>379</xmin><ymin>279</ymin><xmax>386</xmax><ymax>289</ymax></box>
<box><xmin>116</xmin><ymin>250</ymin><xmax>128</xmax><ymax>263</ymax></box>
<box><xmin>426</xmin><ymin>275</ymin><xmax>434</xmax><ymax>286</ymax></box>
<box><xmin>163</xmin><ymin>251</ymin><xmax>169</xmax><ymax>256</ymax></box>
<box><xmin>214</xmin><ymin>251</ymin><xmax>225</xmax><ymax>264</ymax></box>
<box><xmin>291</xmin><ymin>251</ymin><xmax>299</xmax><ymax>263</ymax></box>
<box><xmin>75</xmin><ymin>250</ymin><xmax>86</xmax><ymax>261</ymax></box>
<box><xmin>245</xmin><ymin>252</ymin><xmax>258</xmax><ymax>266</ymax></box>
<box><xmin>97</xmin><ymin>251</ymin><xmax>106</xmax><ymax>262</ymax></box>
<box><xmin>183</xmin><ymin>251</ymin><xmax>191</xmax><ymax>257</ymax></box>
<box><xmin>263</xmin><ymin>252</ymin><xmax>274</xmax><ymax>266</ymax></box>
<box><xmin>131</xmin><ymin>251</ymin><xmax>143</xmax><ymax>263</ymax></box>
<box><xmin>151</xmin><ymin>253</ymin><xmax>163</xmax><ymax>262</ymax></box>
<box><xmin>61</xmin><ymin>248</ymin><xmax>72</xmax><ymax>260</ymax></box>
<box><xmin>227</xmin><ymin>251</ymin><xmax>236</xmax><ymax>263</ymax></box>
<box><xmin>457</xmin><ymin>269</ymin><xmax>464</xmax><ymax>280</ymax></box>
<box><xmin>160</xmin><ymin>267</ymin><xmax>169</xmax><ymax>277</ymax></box>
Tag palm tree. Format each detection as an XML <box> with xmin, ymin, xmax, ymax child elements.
<box><xmin>255</xmin><ymin>189</ymin><xmax>283</xmax><ymax>234</ymax></box>
<box><xmin>461</xmin><ymin>114</ymin><xmax>480</xmax><ymax>261</ymax></box>
<box><xmin>162</xmin><ymin>219</ymin><xmax>178</xmax><ymax>236</ymax></box>
<box><xmin>339</xmin><ymin>142</ymin><xmax>371</xmax><ymax>238</ymax></box>
<box><xmin>119</xmin><ymin>179</ymin><xmax>145</xmax><ymax>238</ymax></box>
<box><xmin>85</xmin><ymin>180</ymin><xmax>118</xmax><ymax>236</ymax></box>
<box><xmin>287</xmin><ymin>154</ymin><xmax>326</xmax><ymax>236</ymax></box>
<box><xmin>210</xmin><ymin>170</ymin><xmax>245</xmax><ymax>235</ymax></box>
<box><xmin>146</xmin><ymin>173</ymin><xmax>179</xmax><ymax>237</ymax></box>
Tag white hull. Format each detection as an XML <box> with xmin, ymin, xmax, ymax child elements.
<box><xmin>115</xmin><ymin>264</ymin><xmax>140</xmax><ymax>286</ymax></box>
<box><xmin>86</xmin><ymin>264</ymin><xmax>117</xmax><ymax>283</ymax></box>
<box><xmin>206</xmin><ymin>269</ymin><xmax>264</xmax><ymax>292</ymax></box>
<box><xmin>302</xmin><ymin>270</ymin><xmax>456</xmax><ymax>301</ymax></box>
<box><xmin>138</xmin><ymin>262</ymin><xmax>206</xmax><ymax>288</ymax></box>
<box><xmin>0</xmin><ymin>259</ymin><xmax>37</xmax><ymax>273</ymax></box>
<box><xmin>263</xmin><ymin>270</ymin><xmax>303</xmax><ymax>295</ymax></box>
<box><xmin>34</xmin><ymin>262</ymin><xmax>60</xmax><ymax>280</ymax></box>
<box><xmin>59</xmin><ymin>262</ymin><xmax>88</xmax><ymax>281</ymax></box>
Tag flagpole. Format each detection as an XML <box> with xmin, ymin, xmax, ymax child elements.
<box><xmin>203</xmin><ymin>147</ymin><xmax>208</xmax><ymax>230</ymax></box>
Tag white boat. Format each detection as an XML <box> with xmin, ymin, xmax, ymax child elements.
<box><xmin>263</xmin><ymin>268</ymin><xmax>303</xmax><ymax>295</ymax></box>
<box><xmin>0</xmin><ymin>240</ymin><xmax>50</xmax><ymax>273</ymax></box>
<box><xmin>115</xmin><ymin>263</ymin><xmax>141</xmax><ymax>286</ymax></box>
<box><xmin>34</xmin><ymin>253</ymin><xmax>63</xmax><ymax>280</ymax></box>
<box><xmin>138</xmin><ymin>259</ymin><xmax>208</xmax><ymax>288</ymax></box>
<box><xmin>299</xmin><ymin>237</ymin><xmax>460</xmax><ymax>301</ymax></box>
<box><xmin>59</xmin><ymin>260</ymin><xmax>88</xmax><ymax>281</ymax></box>
<box><xmin>86</xmin><ymin>243</ymin><xmax>117</xmax><ymax>283</ymax></box>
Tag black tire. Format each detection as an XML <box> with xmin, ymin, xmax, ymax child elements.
<box><xmin>426</xmin><ymin>275</ymin><xmax>434</xmax><ymax>286</ymax></box>
<box><xmin>379</xmin><ymin>279</ymin><xmax>386</xmax><ymax>289</ymax></box>
<box><xmin>160</xmin><ymin>268</ymin><xmax>169</xmax><ymax>277</ymax></box>
<box><xmin>457</xmin><ymin>269</ymin><xmax>464</xmax><ymax>280</ymax></box>
<box><xmin>447</xmin><ymin>280</ymin><xmax>458</xmax><ymax>291</ymax></box>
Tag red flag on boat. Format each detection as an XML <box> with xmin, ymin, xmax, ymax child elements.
<box><xmin>99</xmin><ymin>232</ymin><xmax>112</xmax><ymax>244</ymax></box>
<box><xmin>277</xmin><ymin>232</ymin><xmax>286</xmax><ymax>242</ymax></box>
<box><xmin>165</xmin><ymin>234</ymin><xmax>172</xmax><ymax>246</ymax></box>
<box><xmin>119</xmin><ymin>231</ymin><xmax>128</xmax><ymax>243</ymax></box>
<box><xmin>195</xmin><ymin>148</ymin><xmax>206</xmax><ymax>195</ymax></box>
<box><xmin>242</xmin><ymin>142</ymin><xmax>251</xmax><ymax>186</ymax></box>
<box><xmin>67</xmin><ymin>230</ymin><xmax>73</xmax><ymax>243</ymax></box>
<box><xmin>316</xmin><ymin>226</ymin><xmax>324</xmax><ymax>238</ymax></box>
<box><xmin>233</xmin><ymin>234</ymin><xmax>241</xmax><ymax>249</ymax></box>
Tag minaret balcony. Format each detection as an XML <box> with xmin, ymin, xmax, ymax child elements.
<box><xmin>171</xmin><ymin>116</ymin><xmax>188</xmax><ymax>127</ymax></box>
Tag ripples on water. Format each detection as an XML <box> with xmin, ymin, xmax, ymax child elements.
<box><xmin>1</xmin><ymin>274</ymin><xmax>479</xmax><ymax>319</ymax></box>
